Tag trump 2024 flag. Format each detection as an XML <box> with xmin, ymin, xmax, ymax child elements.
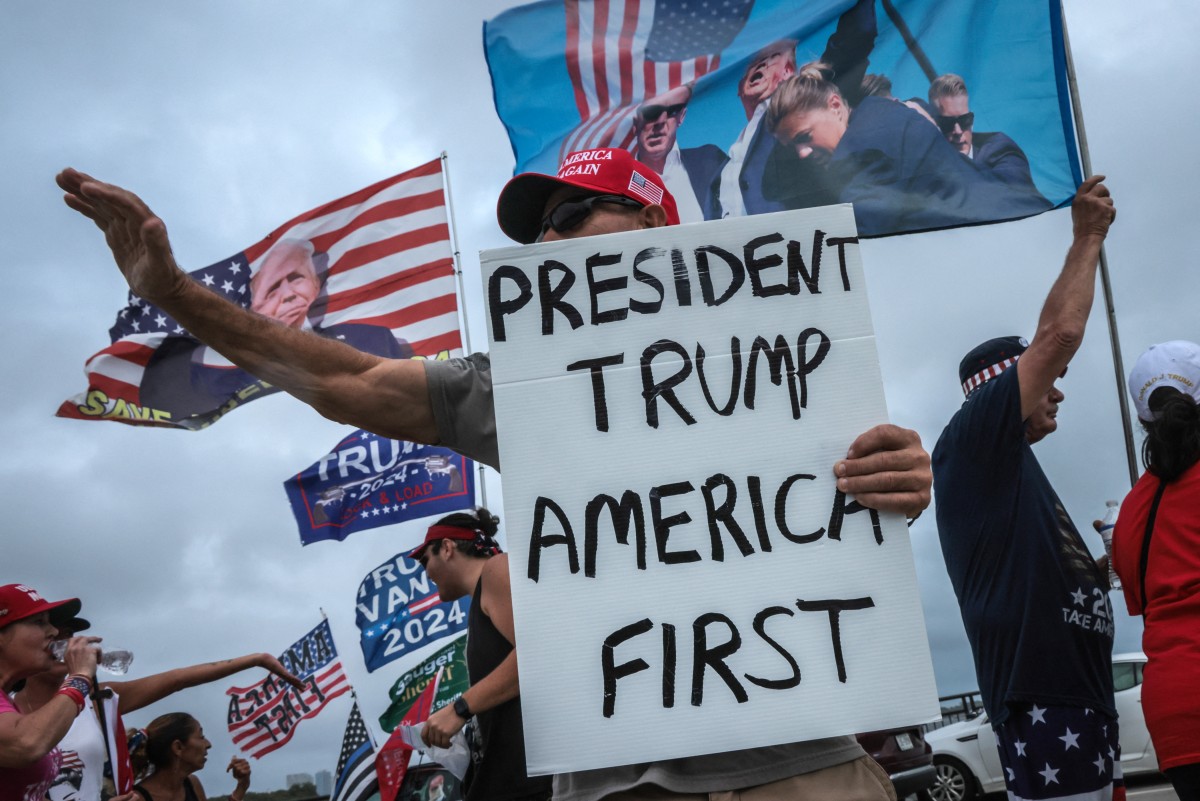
<box><xmin>286</xmin><ymin>431</ymin><xmax>475</xmax><ymax>545</ymax></box>
<box><xmin>60</xmin><ymin>158</ymin><xmax>462</xmax><ymax>429</ymax></box>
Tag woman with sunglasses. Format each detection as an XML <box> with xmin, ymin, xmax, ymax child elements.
<box><xmin>764</xmin><ymin>63</ymin><xmax>1051</xmax><ymax>236</ymax></box>
<box><xmin>0</xmin><ymin>583</ymin><xmax>99</xmax><ymax>801</ymax></box>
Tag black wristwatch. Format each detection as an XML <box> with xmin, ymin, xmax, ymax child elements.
<box><xmin>453</xmin><ymin>696</ymin><xmax>472</xmax><ymax>719</ymax></box>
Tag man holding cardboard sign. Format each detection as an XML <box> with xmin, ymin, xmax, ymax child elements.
<box><xmin>59</xmin><ymin>151</ymin><xmax>933</xmax><ymax>801</ymax></box>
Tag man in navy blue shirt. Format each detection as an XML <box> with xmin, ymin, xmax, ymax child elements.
<box><xmin>933</xmin><ymin>175</ymin><xmax>1119</xmax><ymax>801</ymax></box>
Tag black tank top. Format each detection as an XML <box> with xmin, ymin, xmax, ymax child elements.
<box><xmin>133</xmin><ymin>778</ymin><xmax>201</xmax><ymax>801</ymax></box>
<box><xmin>464</xmin><ymin>575</ymin><xmax>551</xmax><ymax>801</ymax></box>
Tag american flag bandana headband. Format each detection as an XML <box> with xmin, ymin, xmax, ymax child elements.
<box><xmin>963</xmin><ymin>355</ymin><xmax>1020</xmax><ymax>397</ymax></box>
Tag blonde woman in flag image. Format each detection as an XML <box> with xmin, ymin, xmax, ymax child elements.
<box><xmin>764</xmin><ymin>62</ymin><xmax>1052</xmax><ymax>236</ymax></box>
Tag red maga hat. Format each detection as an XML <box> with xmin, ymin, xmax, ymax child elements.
<box><xmin>497</xmin><ymin>148</ymin><xmax>680</xmax><ymax>244</ymax></box>
<box><xmin>0</xmin><ymin>584</ymin><xmax>82</xmax><ymax>627</ymax></box>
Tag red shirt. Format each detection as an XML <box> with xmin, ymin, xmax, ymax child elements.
<box><xmin>0</xmin><ymin>692</ymin><xmax>62</xmax><ymax>801</ymax></box>
<box><xmin>1112</xmin><ymin>461</ymin><xmax>1200</xmax><ymax>770</ymax></box>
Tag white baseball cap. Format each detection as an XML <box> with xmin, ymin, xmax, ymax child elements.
<box><xmin>1128</xmin><ymin>340</ymin><xmax>1200</xmax><ymax>421</ymax></box>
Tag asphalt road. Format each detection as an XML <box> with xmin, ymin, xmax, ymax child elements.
<box><xmin>1125</xmin><ymin>775</ymin><xmax>1180</xmax><ymax>801</ymax></box>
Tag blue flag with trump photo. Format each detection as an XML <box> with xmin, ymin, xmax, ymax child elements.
<box><xmin>484</xmin><ymin>0</ymin><xmax>1080</xmax><ymax>236</ymax></box>
<box><xmin>285</xmin><ymin>430</ymin><xmax>475</xmax><ymax>545</ymax></box>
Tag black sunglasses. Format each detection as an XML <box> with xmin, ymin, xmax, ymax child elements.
<box><xmin>536</xmin><ymin>194</ymin><xmax>644</xmax><ymax>242</ymax></box>
<box><xmin>936</xmin><ymin>112</ymin><xmax>974</xmax><ymax>134</ymax></box>
<box><xmin>637</xmin><ymin>102</ymin><xmax>686</xmax><ymax>122</ymax></box>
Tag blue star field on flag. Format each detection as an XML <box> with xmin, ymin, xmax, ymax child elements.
<box><xmin>994</xmin><ymin>703</ymin><xmax>1124</xmax><ymax>801</ymax></box>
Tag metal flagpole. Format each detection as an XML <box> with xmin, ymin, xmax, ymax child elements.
<box><xmin>1060</xmin><ymin>5</ymin><xmax>1139</xmax><ymax>487</ymax></box>
<box><xmin>440</xmin><ymin>151</ymin><xmax>490</xmax><ymax>509</ymax></box>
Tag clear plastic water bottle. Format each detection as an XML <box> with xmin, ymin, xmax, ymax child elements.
<box><xmin>49</xmin><ymin>641</ymin><xmax>134</xmax><ymax>675</ymax></box>
<box><xmin>1099</xmin><ymin>499</ymin><xmax>1122</xmax><ymax>591</ymax></box>
<box><xmin>99</xmin><ymin>650</ymin><xmax>134</xmax><ymax>675</ymax></box>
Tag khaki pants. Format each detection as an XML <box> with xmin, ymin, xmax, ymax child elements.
<box><xmin>599</xmin><ymin>756</ymin><xmax>898</xmax><ymax>801</ymax></box>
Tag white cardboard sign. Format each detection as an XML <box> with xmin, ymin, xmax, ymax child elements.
<box><xmin>480</xmin><ymin>206</ymin><xmax>939</xmax><ymax>774</ymax></box>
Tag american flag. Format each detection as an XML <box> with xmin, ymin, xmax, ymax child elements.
<box><xmin>226</xmin><ymin>620</ymin><xmax>351</xmax><ymax>759</ymax></box>
<box><xmin>627</xmin><ymin>170</ymin><xmax>664</xmax><ymax>204</ymax></box>
<box><xmin>331</xmin><ymin>702</ymin><xmax>380</xmax><ymax>801</ymax></box>
<box><xmin>58</xmin><ymin>750</ymin><xmax>84</xmax><ymax>772</ymax></box>
<box><xmin>58</xmin><ymin>157</ymin><xmax>461</xmax><ymax>430</ymax></box>
<box><xmin>559</xmin><ymin>0</ymin><xmax>753</xmax><ymax>156</ymax></box>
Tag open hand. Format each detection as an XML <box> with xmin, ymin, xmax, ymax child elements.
<box><xmin>56</xmin><ymin>168</ymin><xmax>189</xmax><ymax>306</ymax></box>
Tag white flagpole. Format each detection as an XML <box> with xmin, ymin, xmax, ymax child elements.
<box><xmin>441</xmin><ymin>151</ymin><xmax>490</xmax><ymax>509</ymax></box>
<box><xmin>1060</xmin><ymin>4</ymin><xmax>1139</xmax><ymax>487</ymax></box>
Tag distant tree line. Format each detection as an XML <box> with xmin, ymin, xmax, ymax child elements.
<box><xmin>209</xmin><ymin>782</ymin><xmax>325</xmax><ymax>801</ymax></box>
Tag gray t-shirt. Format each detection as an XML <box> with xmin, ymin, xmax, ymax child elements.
<box><xmin>423</xmin><ymin>354</ymin><xmax>866</xmax><ymax>801</ymax></box>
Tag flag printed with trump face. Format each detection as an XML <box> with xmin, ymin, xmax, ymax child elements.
<box><xmin>485</xmin><ymin>0</ymin><xmax>1082</xmax><ymax>235</ymax></box>
<box><xmin>226</xmin><ymin>620</ymin><xmax>350</xmax><ymax>759</ymax></box>
<box><xmin>59</xmin><ymin>158</ymin><xmax>462</xmax><ymax>430</ymax></box>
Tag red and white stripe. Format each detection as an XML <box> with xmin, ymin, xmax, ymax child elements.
<box><xmin>244</xmin><ymin>159</ymin><xmax>461</xmax><ymax>358</ymax></box>
<box><xmin>561</xmin><ymin>0</ymin><xmax>721</xmax><ymax>158</ymax></box>
<box><xmin>227</xmin><ymin>661</ymin><xmax>351</xmax><ymax>759</ymax></box>
<box><xmin>407</xmin><ymin>594</ymin><xmax>442</xmax><ymax>615</ymax></box>
<box><xmin>962</xmin><ymin>356</ymin><xmax>1020</xmax><ymax>396</ymax></box>
<box><xmin>59</xmin><ymin>158</ymin><xmax>461</xmax><ymax>425</ymax></box>
<box><xmin>56</xmin><ymin>334</ymin><xmax>166</xmax><ymax>422</ymax></box>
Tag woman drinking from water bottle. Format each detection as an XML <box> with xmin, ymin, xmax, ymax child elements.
<box><xmin>0</xmin><ymin>583</ymin><xmax>99</xmax><ymax>801</ymax></box>
<box><xmin>11</xmin><ymin>613</ymin><xmax>302</xmax><ymax>800</ymax></box>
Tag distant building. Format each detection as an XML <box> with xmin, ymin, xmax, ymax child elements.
<box><xmin>286</xmin><ymin>772</ymin><xmax>316</xmax><ymax>790</ymax></box>
<box><xmin>315</xmin><ymin>770</ymin><xmax>333</xmax><ymax>795</ymax></box>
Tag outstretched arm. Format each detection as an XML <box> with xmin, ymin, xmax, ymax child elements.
<box><xmin>106</xmin><ymin>653</ymin><xmax>303</xmax><ymax>715</ymax></box>
<box><xmin>1015</xmin><ymin>175</ymin><xmax>1115</xmax><ymax>419</ymax></box>
<box><xmin>834</xmin><ymin>424</ymin><xmax>932</xmax><ymax>518</ymax></box>
<box><xmin>421</xmin><ymin>556</ymin><xmax>519</xmax><ymax>749</ymax></box>
<box><xmin>56</xmin><ymin>168</ymin><xmax>437</xmax><ymax>442</ymax></box>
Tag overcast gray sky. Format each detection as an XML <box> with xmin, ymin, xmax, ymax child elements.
<box><xmin>3</xmin><ymin>0</ymin><xmax>1196</xmax><ymax>792</ymax></box>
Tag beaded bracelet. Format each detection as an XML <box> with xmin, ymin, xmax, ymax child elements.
<box><xmin>65</xmin><ymin>673</ymin><xmax>94</xmax><ymax>692</ymax></box>
<box><xmin>56</xmin><ymin>684</ymin><xmax>86</xmax><ymax>713</ymax></box>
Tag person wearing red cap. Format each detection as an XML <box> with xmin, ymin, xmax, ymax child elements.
<box><xmin>0</xmin><ymin>583</ymin><xmax>99</xmax><ymax>801</ymax></box>
<box><xmin>12</xmin><ymin>611</ymin><xmax>301</xmax><ymax>801</ymax></box>
<box><xmin>59</xmin><ymin>152</ymin><xmax>933</xmax><ymax>801</ymax></box>
<box><xmin>408</xmin><ymin>508</ymin><xmax>549</xmax><ymax>801</ymax></box>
